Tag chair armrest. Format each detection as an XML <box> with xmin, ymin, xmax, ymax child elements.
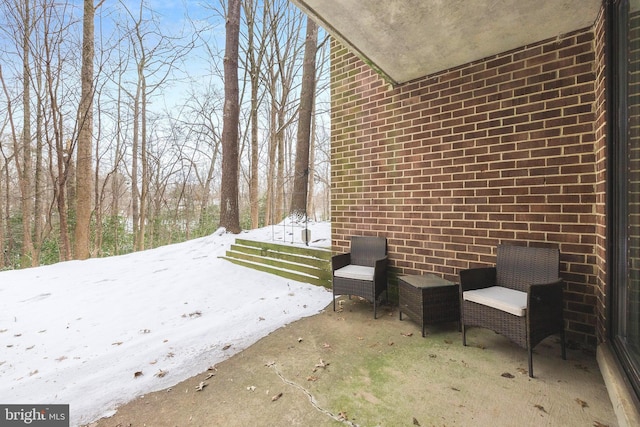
<box><xmin>459</xmin><ymin>267</ymin><xmax>496</xmax><ymax>292</ymax></box>
<box><xmin>528</xmin><ymin>279</ymin><xmax>564</xmax><ymax>319</ymax></box>
<box><xmin>373</xmin><ymin>256</ymin><xmax>388</xmax><ymax>278</ymax></box>
<box><xmin>332</xmin><ymin>253</ymin><xmax>351</xmax><ymax>271</ymax></box>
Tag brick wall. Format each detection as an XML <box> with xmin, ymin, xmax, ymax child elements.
<box><xmin>627</xmin><ymin>10</ymin><xmax>640</xmax><ymax>346</ymax></box>
<box><xmin>593</xmin><ymin>5</ymin><xmax>608</xmax><ymax>345</ymax></box>
<box><xmin>330</xmin><ymin>23</ymin><xmax>603</xmax><ymax>346</ymax></box>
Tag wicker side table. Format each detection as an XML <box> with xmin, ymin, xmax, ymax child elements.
<box><xmin>398</xmin><ymin>274</ymin><xmax>460</xmax><ymax>337</ymax></box>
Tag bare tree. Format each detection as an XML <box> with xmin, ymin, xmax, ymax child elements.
<box><xmin>118</xmin><ymin>0</ymin><xmax>194</xmax><ymax>250</ymax></box>
<box><xmin>0</xmin><ymin>0</ymin><xmax>38</xmax><ymax>266</ymax></box>
<box><xmin>290</xmin><ymin>17</ymin><xmax>317</xmax><ymax>219</ymax></box>
<box><xmin>243</xmin><ymin>0</ymin><xmax>268</xmax><ymax>228</ymax></box>
<box><xmin>262</xmin><ymin>1</ymin><xmax>305</xmax><ymax>225</ymax></box>
<box><xmin>74</xmin><ymin>0</ymin><xmax>104</xmax><ymax>259</ymax></box>
<box><xmin>219</xmin><ymin>0</ymin><xmax>241</xmax><ymax>233</ymax></box>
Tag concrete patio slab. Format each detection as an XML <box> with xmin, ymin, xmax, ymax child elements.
<box><xmin>90</xmin><ymin>297</ymin><xmax>618</xmax><ymax>426</ymax></box>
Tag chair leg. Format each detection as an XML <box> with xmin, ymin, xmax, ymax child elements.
<box><xmin>560</xmin><ymin>330</ymin><xmax>567</xmax><ymax>360</ymax></box>
<box><xmin>528</xmin><ymin>348</ymin><xmax>534</xmax><ymax>378</ymax></box>
<box><xmin>462</xmin><ymin>323</ymin><xmax>467</xmax><ymax>346</ymax></box>
<box><xmin>373</xmin><ymin>298</ymin><xmax>377</xmax><ymax>319</ymax></box>
<box><xmin>333</xmin><ymin>294</ymin><xmax>336</xmax><ymax>311</ymax></box>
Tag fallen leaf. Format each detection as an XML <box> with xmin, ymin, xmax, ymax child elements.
<box><xmin>134</xmin><ymin>371</ymin><xmax>143</xmax><ymax>378</ymax></box>
<box><xmin>271</xmin><ymin>392</ymin><xmax>283</xmax><ymax>401</ymax></box>
<box><xmin>413</xmin><ymin>417</ymin><xmax>421</xmax><ymax>426</ymax></box>
<box><xmin>155</xmin><ymin>369</ymin><xmax>167</xmax><ymax>378</ymax></box>
<box><xmin>338</xmin><ymin>411</ymin><xmax>348</xmax><ymax>420</ymax></box>
<box><xmin>575</xmin><ymin>363</ymin><xmax>590</xmax><ymax>372</ymax></box>
<box><xmin>26</xmin><ymin>345</ymin><xmax>34</xmax><ymax>350</ymax></box>
<box><xmin>450</xmin><ymin>387</ymin><xmax>460</xmax><ymax>391</ymax></box>
<box><xmin>307</xmin><ymin>375</ymin><xmax>318</xmax><ymax>382</ymax></box>
<box><xmin>322</xmin><ymin>343</ymin><xmax>332</xmax><ymax>349</ymax></box>
<box><xmin>444</xmin><ymin>339</ymin><xmax>452</xmax><ymax>344</ymax></box>
<box><xmin>112</xmin><ymin>342</ymin><xmax>123</xmax><ymax>346</ymax></box>
<box><xmin>401</xmin><ymin>332</ymin><xmax>413</xmax><ymax>337</ymax></box>
<box><xmin>388</xmin><ymin>340</ymin><xmax>394</xmax><ymax>346</ymax></box>
<box><xmin>247</xmin><ymin>386</ymin><xmax>256</xmax><ymax>392</ymax></box>
<box><xmin>140</xmin><ymin>329</ymin><xmax>151</xmax><ymax>334</ymax></box>
<box><xmin>516</xmin><ymin>368</ymin><xmax>527</xmax><ymax>375</ymax></box>
<box><xmin>204</xmin><ymin>373</ymin><xmax>215</xmax><ymax>380</ymax></box>
<box><xmin>501</xmin><ymin>372</ymin><xmax>515</xmax><ymax>378</ymax></box>
<box><xmin>208</xmin><ymin>365</ymin><xmax>218</xmax><ymax>371</ymax></box>
<box><xmin>258</xmin><ymin>317</ymin><xmax>265</xmax><ymax>321</ymax></box>
<box><xmin>576</xmin><ymin>398</ymin><xmax>588</xmax><ymax>408</ymax></box>
<box><xmin>534</xmin><ymin>404</ymin><xmax>547</xmax><ymax>413</ymax></box>
<box><xmin>56</xmin><ymin>356</ymin><xmax>67</xmax><ymax>362</ymax></box>
<box><xmin>593</xmin><ymin>422</ymin><xmax>609</xmax><ymax>427</ymax></box>
<box><xmin>222</xmin><ymin>344</ymin><xmax>232</xmax><ymax>351</ymax></box>
<box><xmin>265</xmin><ymin>361</ymin><xmax>276</xmax><ymax>367</ymax></box>
<box><xmin>29</xmin><ymin>370</ymin><xmax>38</xmax><ymax>376</ymax></box>
<box><xmin>428</xmin><ymin>354</ymin><xmax>437</xmax><ymax>359</ymax></box>
<box><xmin>297</xmin><ymin>337</ymin><xmax>303</xmax><ymax>343</ymax></box>
<box><xmin>195</xmin><ymin>381</ymin><xmax>207</xmax><ymax>391</ymax></box>
<box><xmin>314</xmin><ymin>359</ymin><xmax>328</xmax><ymax>369</ymax></box>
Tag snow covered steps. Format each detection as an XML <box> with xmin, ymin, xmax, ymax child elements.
<box><xmin>220</xmin><ymin>238</ymin><xmax>332</xmax><ymax>288</ymax></box>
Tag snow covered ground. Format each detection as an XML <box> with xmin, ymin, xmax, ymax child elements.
<box><xmin>0</xmin><ymin>219</ymin><xmax>333</xmax><ymax>426</ymax></box>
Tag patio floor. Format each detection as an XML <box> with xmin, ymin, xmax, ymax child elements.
<box><xmin>91</xmin><ymin>296</ymin><xmax>618</xmax><ymax>426</ymax></box>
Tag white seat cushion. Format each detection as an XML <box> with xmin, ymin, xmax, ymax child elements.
<box><xmin>334</xmin><ymin>265</ymin><xmax>375</xmax><ymax>281</ymax></box>
<box><xmin>463</xmin><ymin>286</ymin><xmax>527</xmax><ymax>317</ymax></box>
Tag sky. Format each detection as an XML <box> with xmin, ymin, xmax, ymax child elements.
<box><xmin>0</xmin><ymin>218</ymin><xmax>333</xmax><ymax>427</ymax></box>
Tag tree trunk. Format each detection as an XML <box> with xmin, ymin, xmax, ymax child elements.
<box><xmin>138</xmin><ymin>77</ymin><xmax>148</xmax><ymax>250</ymax></box>
<box><xmin>74</xmin><ymin>0</ymin><xmax>95</xmax><ymax>260</ymax></box>
<box><xmin>265</xmin><ymin>99</ymin><xmax>277</xmax><ymax>225</ymax></box>
<box><xmin>219</xmin><ymin>0</ymin><xmax>241</xmax><ymax>234</ymax></box>
<box><xmin>275</xmin><ymin>116</ymin><xmax>284</xmax><ymax>222</ymax></box>
<box><xmin>290</xmin><ymin>17</ymin><xmax>317</xmax><ymax>219</ymax></box>
<box><xmin>308</xmin><ymin>108</ymin><xmax>316</xmax><ymax>220</ymax></box>
<box><xmin>33</xmin><ymin>64</ymin><xmax>44</xmax><ymax>265</ymax></box>
<box><xmin>249</xmin><ymin>27</ymin><xmax>260</xmax><ymax>229</ymax></box>
<box><xmin>20</xmin><ymin>0</ymin><xmax>35</xmax><ymax>267</ymax></box>
<box><xmin>132</xmin><ymin>78</ymin><xmax>141</xmax><ymax>250</ymax></box>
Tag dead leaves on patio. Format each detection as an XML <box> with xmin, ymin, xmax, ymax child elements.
<box><xmin>576</xmin><ymin>398</ymin><xmax>589</xmax><ymax>409</ymax></box>
<box><xmin>534</xmin><ymin>404</ymin><xmax>548</xmax><ymax>413</ymax></box>
<box><xmin>501</xmin><ymin>367</ymin><xmax>528</xmax><ymax>378</ymax></box>
<box><xmin>313</xmin><ymin>358</ymin><xmax>329</xmax><ymax>372</ymax></box>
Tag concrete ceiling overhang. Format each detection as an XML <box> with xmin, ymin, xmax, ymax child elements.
<box><xmin>290</xmin><ymin>0</ymin><xmax>603</xmax><ymax>85</ymax></box>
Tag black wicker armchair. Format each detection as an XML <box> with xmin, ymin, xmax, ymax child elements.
<box><xmin>332</xmin><ymin>236</ymin><xmax>388</xmax><ymax>318</ymax></box>
<box><xmin>459</xmin><ymin>244</ymin><xmax>566</xmax><ymax>377</ymax></box>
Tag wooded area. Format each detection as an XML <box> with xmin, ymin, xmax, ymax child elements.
<box><xmin>0</xmin><ymin>0</ymin><xmax>330</xmax><ymax>269</ymax></box>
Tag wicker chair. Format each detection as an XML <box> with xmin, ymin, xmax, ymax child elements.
<box><xmin>459</xmin><ymin>244</ymin><xmax>566</xmax><ymax>377</ymax></box>
<box><xmin>332</xmin><ymin>236</ymin><xmax>388</xmax><ymax>318</ymax></box>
